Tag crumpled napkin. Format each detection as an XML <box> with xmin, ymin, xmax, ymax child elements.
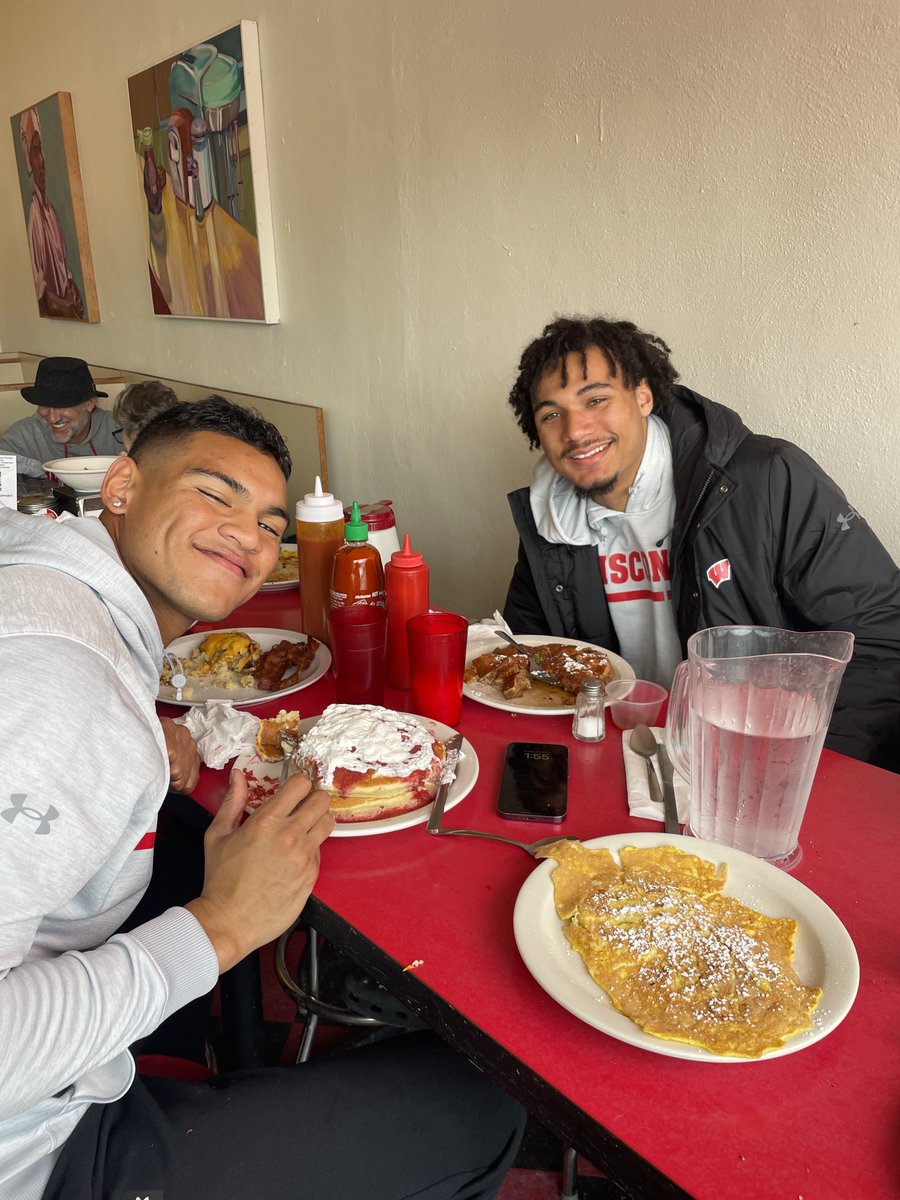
<box><xmin>622</xmin><ymin>727</ymin><xmax>690</xmax><ymax>823</ymax></box>
<box><xmin>466</xmin><ymin>610</ymin><xmax>513</xmax><ymax>653</ymax></box>
<box><xmin>175</xmin><ymin>701</ymin><xmax>260</xmax><ymax>769</ymax></box>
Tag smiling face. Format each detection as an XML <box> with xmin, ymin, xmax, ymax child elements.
<box><xmin>100</xmin><ymin>430</ymin><xmax>290</xmax><ymax>644</ymax></box>
<box><xmin>37</xmin><ymin>400</ymin><xmax>96</xmax><ymax>444</ymax></box>
<box><xmin>532</xmin><ymin>345</ymin><xmax>654</xmax><ymax>511</ymax></box>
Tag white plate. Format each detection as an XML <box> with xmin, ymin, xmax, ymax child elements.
<box><xmin>159</xmin><ymin>627</ymin><xmax>330</xmax><ymax>708</ymax></box>
<box><xmin>261</xmin><ymin>544</ymin><xmax>299</xmax><ymax>592</ymax></box>
<box><xmin>464</xmin><ymin>634</ymin><xmax>635</xmax><ymax>716</ymax></box>
<box><xmin>234</xmin><ymin>713</ymin><xmax>478</xmax><ymax>837</ymax></box>
<box><xmin>514</xmin><ymin>832</ymin><xmax>859</xmax><ymax>1062</ymax></box>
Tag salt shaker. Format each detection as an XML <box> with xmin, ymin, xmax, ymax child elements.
<box><xmin>572</xmin><ymin>679</ymin><xmax>606</xmax><ymax>742</ymax></box>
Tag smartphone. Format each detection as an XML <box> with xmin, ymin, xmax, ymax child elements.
<box><xmin>497</xmin><ymin>742</ymin><xmax>569</xmax><ymax>823</ymax></box>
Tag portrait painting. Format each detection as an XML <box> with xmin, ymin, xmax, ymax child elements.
<box><xmin>10</xmin><ymin>92</ymin><xmax>100</xmax><ymax>323</ymax></box>
<box><xmin>126</xmin><ymin>20</ymin><xmax>279</xmax><ymax>322</ymax></box>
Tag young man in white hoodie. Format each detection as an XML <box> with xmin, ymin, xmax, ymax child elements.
<box><xmin>0</xmin><ymin>397</ymin><xmax>523</xmax><ymax>1199</ymax></box>
<box><xmin>503</xmin><ymin>316</ymin><xmax>900</xmax><ymax>771</ymax></box>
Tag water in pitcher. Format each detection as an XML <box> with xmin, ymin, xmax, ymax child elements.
<box><xmin>687</xmin><ymin>681</ymin><xmax>827</xmax><ymax>862</ymax></box>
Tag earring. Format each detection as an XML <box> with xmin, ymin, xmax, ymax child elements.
<box><xmin>112</xmin><ymin>498</ymin><xmax>124</xmax><ymax>508</ymax></box>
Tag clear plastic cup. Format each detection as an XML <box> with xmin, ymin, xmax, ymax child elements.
<box><xmin>606</xmin><ymin>678</ymin><xmax>668</xmax><ymax>730</ymax></box>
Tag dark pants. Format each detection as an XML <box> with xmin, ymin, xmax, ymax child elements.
<box><xmin>117</xmin><ymin>799</ymin><xmax>211</xmax><ymax>1063</ymax></box>
<box><xmin>45</xmin><ymin>802</ymin><xmax>524</xmax><ymax>1198</ymax></box>
<box><xmin>43</xmin><ymin>1033</ymin><xmax>525</xmax><ymax>1200</ymax></box>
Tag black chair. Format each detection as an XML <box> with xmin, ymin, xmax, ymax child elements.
<box><xmin>275</xmin><ymin>919</ymin><xmax>425</xmax><ymax>1063</ymax></box>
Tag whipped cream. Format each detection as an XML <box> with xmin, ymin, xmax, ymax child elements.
<box><xmin>295</xmin><ymin>704</ymin><xmax>437</xmax><ymax>786</ymax></box>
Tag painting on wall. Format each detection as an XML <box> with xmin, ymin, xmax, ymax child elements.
<box><xmin>10</xmin><ymin>92</ymin><xmax>100</xmax><ymax>323</ymax></box>
<box><xmin>126</xmin><ymin>20</ymin><xmax>279</xmax><ymax>322</ymax></box>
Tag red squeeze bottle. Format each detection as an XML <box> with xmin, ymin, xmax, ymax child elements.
<box><xmin>385</xmin><ymin>534</ymin><xmax>430</xmax><ymax>689</ymax></box>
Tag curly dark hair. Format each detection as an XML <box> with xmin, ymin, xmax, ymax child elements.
<box><xmin>508</xmin><ymin>316</ymin><xmax>680</xmax><ymax>448</ymax></box>
<box><xmin>129</xmin><ymin>394</ymin><xmax>292</xmax><ymax>480</ymax></box>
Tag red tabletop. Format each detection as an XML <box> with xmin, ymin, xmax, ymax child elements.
<box><xmin>164</xmin><ymin>595</ymin><xmax>900</xmax><ymax>1200</ymax></box>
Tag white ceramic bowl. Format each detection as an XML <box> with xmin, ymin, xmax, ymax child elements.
<box><xmin>43</xmin><ymin>456</ymin><xmax>120</xmax><ymax>493</ymax></box>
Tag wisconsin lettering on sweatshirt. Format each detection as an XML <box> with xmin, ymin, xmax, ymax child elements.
<box><xmin>599</xmin><ymin>547</ymin><xmax>671</xmax><ymax>602</ymax></box>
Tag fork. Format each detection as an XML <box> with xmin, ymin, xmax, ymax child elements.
<box><xmin>428</xmin><ymin>826</ymin><xmax>578</xmax><ymax>857</ymax></box>
<box><xmin>493</xmin><ymin>630</ymin><xmax>564</xmax><ymax>687</ymax></box>
<box><xmin>426</xmin><ymin>739</ymin><xmax>576</xmax><ymax>856</ymax></box>
<box><xmin>279</xmin><ymin>730</ymin><xmax>300</xmax><ymax>785</ymax></box>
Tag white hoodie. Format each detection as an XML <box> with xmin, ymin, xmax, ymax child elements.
<box><xmin>529</xmin><ymin>414</ymin><xmax>682</xmax><ymax>686</ymax></box>
<box><xmin>0</xmin><ymin>508</ymin><xmax>218</xmax><ymax>1200</ymax></box>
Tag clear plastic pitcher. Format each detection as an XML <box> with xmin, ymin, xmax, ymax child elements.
<box><xmin>666</xmin><ymin>626</ymin><xmax>853</xmax><ymax>870</ymax></box>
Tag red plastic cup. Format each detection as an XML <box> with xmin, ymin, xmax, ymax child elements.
<box><xmin>407</xmin><ymin>611</ymin><xmax>468</xmax><ymax>726</ymax></box>
<box><xmin>328</xmin><ymin>605</ymin><xmax>388</xmax><ymax>705</ymax></box>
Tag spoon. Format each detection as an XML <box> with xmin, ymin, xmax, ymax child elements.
<box><xmin>630</xmin><ymin>724</ymin><xmax>667</xmax><ymax>816</ymax></box>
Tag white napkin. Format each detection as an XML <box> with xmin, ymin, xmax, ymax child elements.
<box><xmin>175</xmin><ymin>701</ymin><xmax>260</xmax><ymax>769</ymax></box>
<box><xmin>466</xmin><ymin>610</ymin><xmax>512</xmax><ymax>653</ymax></box>
<box><xmin>622</xmin><ymin>727</ymin><xmax>690</xmax><ymax>823</ymax></box>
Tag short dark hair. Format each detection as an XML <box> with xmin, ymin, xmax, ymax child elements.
<box><xmin>113</xmin><ymin>380</ymin><xmax>180</xmax><ymax>446</ymax></box>
<box><xmin>129</xmin><ymin>394</ymin><xmax>292</xmax><ymax>480</ymax></box>
<box><xmin>508</xmin><ymin>316</ymin><xmax>680</xmax><ymax>448</ymax></box>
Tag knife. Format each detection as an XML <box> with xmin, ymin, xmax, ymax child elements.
<box><xmin>656</xmin><ymin>742</ymin><xmax>680</xmax><ymax>834</ymax></box>
<box><xmin>427</xmin><ymin>733</ymin><xmax>464</xmax><ymax>834</ymax></box>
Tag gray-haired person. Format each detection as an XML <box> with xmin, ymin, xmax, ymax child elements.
<box><xmin>112</xmin><ymin>379</ymin><xmax>181</xmax><ymax>450</ymax></box>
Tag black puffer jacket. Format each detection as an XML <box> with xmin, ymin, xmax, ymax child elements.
<box><xmin>504</xmin><ymin>385</ymin><xmax>900</xmax><ymax>773</ymax></box>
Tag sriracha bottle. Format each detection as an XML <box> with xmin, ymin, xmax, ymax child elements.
<box><xmin>330</xmin><ymin>501</ymin><xmax>386</xmax><ymax>609</ymax></box>
<box><xmin>385</xmin><ymin>534</ymin><xmax>430</xmax><ymax>689</ymax></box>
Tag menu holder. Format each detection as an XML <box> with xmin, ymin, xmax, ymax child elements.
<box><xmin>0</xmin><ymin>455</ymin><xmax>16</xmax><ymax>510</ymax></box>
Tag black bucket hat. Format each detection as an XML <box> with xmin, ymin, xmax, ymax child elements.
<box><xmin>21</xmin><ymin>357</ymin><xmax>108</xmax><ymax>407</ymax></box>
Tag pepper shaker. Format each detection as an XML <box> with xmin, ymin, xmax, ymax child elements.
<box><xmin>572</xmin><ymin>679</ymin><xmax>606</xmax><ymax>742</ymax></box>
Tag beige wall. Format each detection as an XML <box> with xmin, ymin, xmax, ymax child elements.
<box><xmin>1</xmin><ymin>0</ymin><xmax>898</xmax><ymax>616</ymax></box>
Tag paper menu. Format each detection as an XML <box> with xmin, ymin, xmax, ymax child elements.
<box><xmin>0</xmin><ymin>455</ymin><xmax>16</xmax><ymax>510</ymax></box>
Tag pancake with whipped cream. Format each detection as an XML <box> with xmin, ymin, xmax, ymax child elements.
<box><xmin>293</xmin><ymin>704</ymin><xmax>445</xmax><ymax>822</ymax></box>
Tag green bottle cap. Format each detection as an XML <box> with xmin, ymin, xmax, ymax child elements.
<box><xmin>344</xmin><ymin>500</ymin><xmax>369</xmax><ymax>542</ymax></box>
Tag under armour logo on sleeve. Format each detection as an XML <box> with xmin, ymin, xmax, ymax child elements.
<box><xmin>836</xmin><ymin>507</ymin><xmax>860</xmax><ymax>531</ymax></box>
<box><xmin>1</xmin><ymin>794</ymin><xmax>60</xmax><ymax>835</ymax></box>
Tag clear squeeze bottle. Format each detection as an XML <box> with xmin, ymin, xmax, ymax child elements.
<box><xmin>329</xmin><ymin>501</ymin><xmax>386</xmax><ymax>609</ymax></box>
<box><xmin>296</xmin><ymin>477</ymin><xmax>344</xmax><ymax>648</ymax></box>
<box><xmin>385</xmin><ymin>534</ymin><xmax>430</xmax><ymax>690</ymax></box>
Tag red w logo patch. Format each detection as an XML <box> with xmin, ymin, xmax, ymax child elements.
<box><xmin>706</xmin><ymin>558</ymin><xmax>731</xmax><ymax>588</ymax></box>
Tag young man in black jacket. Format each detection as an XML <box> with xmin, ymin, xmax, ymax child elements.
<box><xmin>503</xmin><ymin>316</ymin><xmax>900</xmax><ymax>773</ymax></box>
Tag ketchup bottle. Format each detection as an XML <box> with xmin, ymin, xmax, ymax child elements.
<box><xmin>330</xmin><ymin>501</ymin><xmax>386</xmax><ymax>609</ymax></box>
<box><xmin>385</xmin><ymin>534</ymin><xmax>430</xmax><ymax>689</ymax></box>
<box><xmin>296</xmin><ymin>477</ymin><xmax>344</xmax><ymax>648</ymax></box>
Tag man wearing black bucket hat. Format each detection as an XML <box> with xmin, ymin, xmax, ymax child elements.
<box><xmin>0</xmin><ymin>356</ymin><xmax>120</xmax><ymax>481</ymax></box>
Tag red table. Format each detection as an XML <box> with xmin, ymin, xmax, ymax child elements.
<box><xmin>167</xmin><ymin>595</ymin><xmax>900</xmax><ymax>1200</ymax></box>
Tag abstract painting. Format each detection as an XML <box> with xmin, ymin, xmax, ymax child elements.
<box><xmin>126</xmin><ymin>21</ymin><xmax>279</xmax><ymax>322</ymax></box>
<box><xmin>10</xmin><ymin>92</ymin><xmax>100</xmax><ymax>323</ymax></box>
